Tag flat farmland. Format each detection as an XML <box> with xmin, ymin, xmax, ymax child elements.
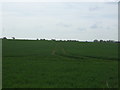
<box><xmin>2</xmin><ymin>39</ymin><xmax>119</xmax><ymax>88</ymax></box>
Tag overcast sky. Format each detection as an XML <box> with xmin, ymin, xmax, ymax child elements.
<box><xmin>1</xmin><ymin>1</ymin><xmax>118</xmax><ymax>41</ymax></box>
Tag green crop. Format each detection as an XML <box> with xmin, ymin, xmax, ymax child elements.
<box><xmin>2</xmin><ymin>39</ymin><xmax>118</xmax><ymax>88</ymax></box>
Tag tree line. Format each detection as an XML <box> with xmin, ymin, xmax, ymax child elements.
<box><xmin>1</xmin><ymin>37</ymin><xmax>119</xmax><ymax>43</ymax></box>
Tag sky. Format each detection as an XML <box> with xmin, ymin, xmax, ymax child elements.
<box><xmin>0</xmin><ymin>0</ymin><xmax>118</xmax><ymax>41</ymax></box>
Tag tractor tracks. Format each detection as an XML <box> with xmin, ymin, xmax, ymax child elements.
<box><xmin>51</xmin><ymin>46</ymin><xmax>118</xmax><ymax>61</ymax></box>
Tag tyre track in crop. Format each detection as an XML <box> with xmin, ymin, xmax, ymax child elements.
<box><xmin>51</xmin><ymin>50</ymin><xmax>56</xmax><ymax>55</ymax></box>
<box><xmin>58</xmin><ymin>51</ymin><xmax>118</xmax><ymax>61</ymax></box>
<box><xmin>51</xmin><ymin>44</ymin><xmax>118</xmax><ymax>61</ymax></box>
<box><xmin>51</xmin><ymin>45</ymin><xmax>57</xmax><ymax>55</ymax></box>
<box><xmin>53</xmin><ymin>45</ymin><xmax>85</xmax><ymax>60</ymax></box>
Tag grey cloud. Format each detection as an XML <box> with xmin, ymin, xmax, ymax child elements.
<box><xmin>2</xmin><ymin>2</ymin><xmax>118</xmax><ymax>41</ymax></box>
<box><xmin>89</xmin><ymin>6</ymin><xmax>103</xmax><ymax>11</ymax></box>
<box><xmin>90</xmin><ymin>24</ymin><xmax>98</xmax><ymax>29</ymax></box>
<box><xmin>56</xmin><ymin>23</ymin><xmax>72</xmax><ymax>27</ymax></box>
<box><xmin>90</xmin><ymin>23</ymin><xmax>103</xmax><ymax>29</ymax></box>
<box><xmin>61</xmin><ymin>2</ymin><xmax>79</xmax><ymax>9</ymax></box>
<box><xmin>77</xmin><ymin>28</ymin><xmax>86</xmax><ymax>31</ymax></box>
<box><xmin>105</xmin><ymin>2</ymin><xmax>118</xmax><ymax>5</ymax></box>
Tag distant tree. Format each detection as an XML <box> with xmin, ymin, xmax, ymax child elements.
<box><xmin>100</xmin><ymin>40</ymin><xmax>104</xmax><ymax>42</ymax></box>
<box><xmin>107</xmin><ymin>40</ymin><xmax>114</xmax><ymax>43</ymax></box>
<box><xmin>63</xmin><ymin>40</ymin><xmax>66</xmax><ymax>41</ymax></box>
<box><xmin>3</xmin><ymin>37</ymin><xmax>7</xmax><ymax>39</ymax></box>
<box><xmin>51</xmin><ymin>39</ymin><xmax>56</xmax><ymax>41</ymax></box>
<box><xmin>94</xmin><ymin>39</ymin><xmax>98</xmax><ymax>42</ymax></box>
<box><xmin>58</xmin><ymin>40</ymin><xmax>62</xmax><ymax>42</ymax></box>
<box><xmin>12</xmin><ymin>37</ymin><xmax>15</xmax><ymax>40</ymax></box>
<box><xmin>40</xmin><ymin>39</ymin><xmax>45</xmax><ymax>41</ymax></box>
<box><xmin>37</xmin><ymin>38</ymin><xmax>39</xmax><ymax>40</ymax></box>
<box><xmin>118</xmin><ymin>41</ymin><xmax>120</xmax><ymax>43</ymax></box>
<box><xmin>66</xmin><ymin>40</ymin><xmax>70</xmax><ymax>42</ymax></box>
<box><xmin>73</xmin><ymin>40</ymin><xmax>78</xmax><ymax>42</ymax></box>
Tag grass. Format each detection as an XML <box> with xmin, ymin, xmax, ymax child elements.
<box><xmin>2</xmin><ymin>39</ymin><xmax>119</xmax><ymax>88</ymax></box>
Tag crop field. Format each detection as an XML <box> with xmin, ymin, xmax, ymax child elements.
<box><xmin>2</xmin><ymin>39</ymin><xmax>118</xmax><ymax>88</ymax></box>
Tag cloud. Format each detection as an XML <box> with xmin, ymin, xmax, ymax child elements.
<box><xmin>77</xmin><ymin>27</ymin><xmax>86</xmax><ymax>31</ymax></box>
<box><xmin>105</xmin><ymin>2</ymin><xmax>118</xmax><ymax>4</ymax></box>
<box><xmin>89</xmin><ymin>6</ymin><xmax>103</xmax><ymax>11</ymax></box>
<box><xmin>2</xmin><ymin>2</ymin><xmax>118</xmax><ymax>40</ymax></box>
<box><xmin>90</xmin><ymin>24</ymin><xmax>98</xmax><ymax>29</ymax></box>
<box><xmin>56</xmin><ymin>23</ymin><xmax>72</xmax><ymax>27</ymax></box>
<box><xmin>1</xmin><ymin>0</ymin><xmax>118</xmax><ymax>2</ymax></box>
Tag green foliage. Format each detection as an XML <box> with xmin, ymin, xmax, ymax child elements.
<box><xmin>2</xmin><ymin>40</ymin><xmax>118</xmax><ymax>88</ymax></box>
